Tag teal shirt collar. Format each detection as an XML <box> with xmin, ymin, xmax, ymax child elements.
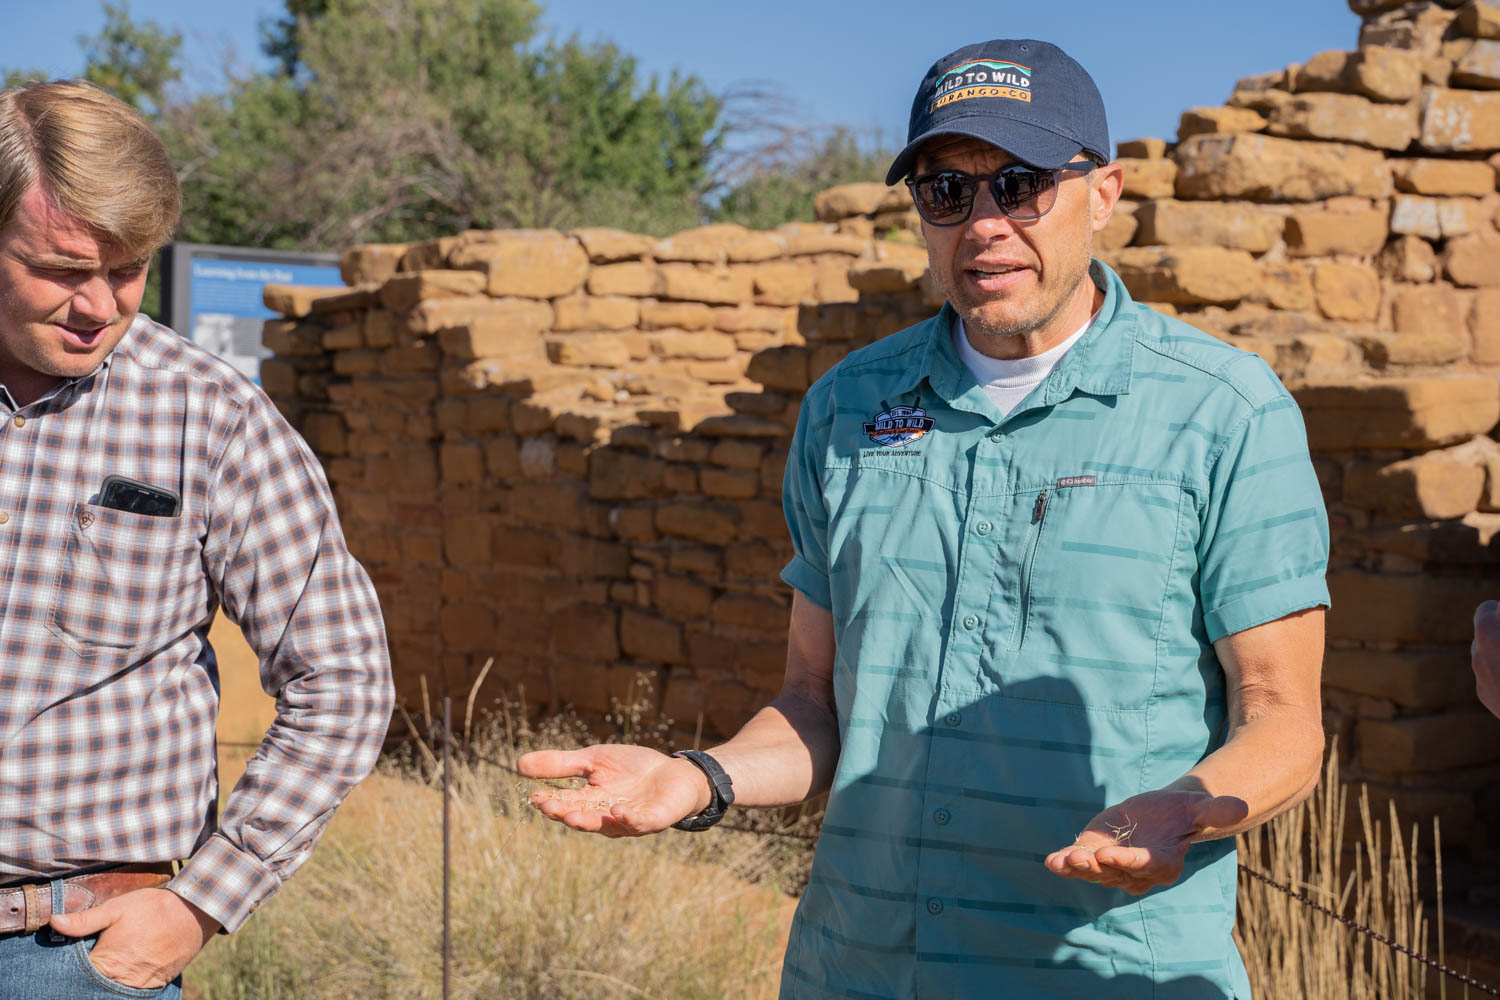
<box><xmin>894</xmin><ymin>259</ymin><xmax>1139</xmax><ymax>411</ymax></box>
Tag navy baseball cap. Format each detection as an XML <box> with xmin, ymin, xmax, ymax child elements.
<box><xmin>885</xmin><ymin>39</ymin><xmax>1111</xmax><ymax>184</ymax></box>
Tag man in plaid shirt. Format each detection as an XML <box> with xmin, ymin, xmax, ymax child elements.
<box><xmin>0</xmin><ymin>81</ymin><xmax>394</xmax><ymax>996</ymax></box>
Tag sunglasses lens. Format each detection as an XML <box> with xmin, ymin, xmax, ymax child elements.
<box><xmin>993</xmin><ymin>166</ymin><xmax>1058</xmax><ymax>220</ymax></box>
<box><xmin>913</xmin><ymin>173</ymin><xmax>973</xmax><ymax>224</ymax></box>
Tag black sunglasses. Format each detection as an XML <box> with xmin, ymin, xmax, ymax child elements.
<box><xmin>906</xmin><ymin>158</ymin><xmax>1098</xmax><ymax>226</ymax></box>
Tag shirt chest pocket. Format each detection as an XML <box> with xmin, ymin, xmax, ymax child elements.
<box><xmin>49</xmin><ymin>502</ymin><xmax>204</xmax><ymax>654</ymax></box>
<box><xmin>1000</xmin><ymin>482</ymin><xmax>1189</xmax><ymax>707</ymax></box>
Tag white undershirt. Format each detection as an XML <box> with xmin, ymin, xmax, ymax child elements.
<box><xmin>952</xmin><ymin>313</ymin><xmax>1096</xmax><ymax>418</ymax></box>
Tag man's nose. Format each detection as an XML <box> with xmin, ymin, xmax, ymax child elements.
<box><xmin>70</xmin><ymin>276</ymin><xmax>114</xmax><ymax>324</ymax></box>
<box><xmin>967</xmin><ymin>181</ymin><xmax>1021</xmax><ymax>240</ymax></box>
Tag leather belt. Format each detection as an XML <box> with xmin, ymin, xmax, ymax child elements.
<box><xmin>0</xmin><ymin>863</ymin><xmax>174</xmax><ymax>936</ymax></box>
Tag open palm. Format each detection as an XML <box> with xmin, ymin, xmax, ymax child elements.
<box><xmin>516</xmin><ymin>744</ymin><xmax>708</xmax><ymax>837</ymax></box>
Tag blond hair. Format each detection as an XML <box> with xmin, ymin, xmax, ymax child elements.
<box><xmin>0</xmin><ymin>80</ymin><xmax>180</xmax><ymax>256</ymax></box>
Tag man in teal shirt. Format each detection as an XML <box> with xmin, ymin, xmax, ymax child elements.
<box><xmin>523</xmin><ymin>38</ymin><xmax>1328</xmax><ymax>999</ymax></box>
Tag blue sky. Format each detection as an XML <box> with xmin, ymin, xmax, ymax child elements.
<box><xmin>1</xmin><ymin>1</ymin><xmax>1362</xmax><ymax>154</ymax></box>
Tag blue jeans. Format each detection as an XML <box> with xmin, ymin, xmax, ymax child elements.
<box><xmin>0</xmin><ymin>878</ymin><xmax>181</xmax><ymax>999</ymax></box>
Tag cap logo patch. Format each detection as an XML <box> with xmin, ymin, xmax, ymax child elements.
<box><xmin>931</xmin><ymin>59</ymin><xmax>1032</xmax><ymax>110</ymax></box>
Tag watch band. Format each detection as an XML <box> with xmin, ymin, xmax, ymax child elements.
<box><xmin>671</xmin><ymin>749</ymin><xmax>735</xmax><ymax>832</ymax></box>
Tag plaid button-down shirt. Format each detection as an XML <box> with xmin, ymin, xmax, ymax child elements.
<box><xmin>0</xmin><ymin>315</ymin><xmax>394</xmax><ymax>932</ymax></box>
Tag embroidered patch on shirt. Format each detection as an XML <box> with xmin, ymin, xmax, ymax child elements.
<box><xmin>864</xmin><ymin>404</ymin><xmax>935</xmax><ymax>449</ymax></box>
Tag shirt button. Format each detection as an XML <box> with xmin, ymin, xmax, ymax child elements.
<box><xmin>934</xmin><ymin>808</ymin><xmax>951</xmax><ymax>826</ymax></box>
<box><xmin>0</xmin><ymin>512</ymin><xmax>8</xmax><ymax>525</ymax></box>
<box><xmin>987</xmin><ymin>429</ymin><xmax>1003</xmax><ymax>442</ymax></box>
<box><xmin>945</xmin><ymin>712</ymin><xmax>961</xmax><ymax>728</ymax></box>
<box><xmin>927</xmin><ymin>898</ymin><xmax>944</xmax><ymax>915</ymax></box>
<box><xmin>962</xmin><ymin>614</ymin><xmax>979</xmax><ymax>631</ymax></box>
<box><xmin>974</xmin><ymin>521</ymin><xmax>992</xmax><ymax>536</ymax></box>
<box><xmin>11</xmin><ymin>415</ymin><xmax>23</xmax><ymax>428</ymax></box>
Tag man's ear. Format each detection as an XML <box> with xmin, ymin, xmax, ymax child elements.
<box><xmin>1089</xmin><ymin>162</ymin><xmax>1126</xmax><ymax>233</ymax></box>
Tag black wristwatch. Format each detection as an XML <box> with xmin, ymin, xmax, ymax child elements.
<box><xmin>671</xmin><ymin>749</ymin><xmax>735</xmax><ymax>831</ymax></box>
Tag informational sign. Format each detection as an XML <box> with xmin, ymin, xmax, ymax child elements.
<box><xmin>159</xmin><ymin>243</ymin><xmax>342</xmax><ymax>381</ymax></box>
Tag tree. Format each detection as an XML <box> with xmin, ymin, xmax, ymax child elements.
<box><xmin>713</xmin><ymin>126</ymin><xmax>892</xmax><ymax>231</ymax></box>
<box><xmin>79</xmin><ymin>1</ymin><xmax>182</xmax><ymax>113</ymax></box>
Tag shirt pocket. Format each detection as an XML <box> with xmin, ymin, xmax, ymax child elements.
<box><xmin>1001</xmin><ymin>481</ymin><xmax>1188</xmax><ymax>709</ymax></box>
<box><xmin>49</xmin><ymin>502</ymin><xmax>203</xmax><ymax>654</ymax></box>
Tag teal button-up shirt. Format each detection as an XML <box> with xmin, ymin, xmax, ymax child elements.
<box><xmin>779</xmin><ymin>261</ymin><xmax>1330</xmax><ymax>999</ymax></box>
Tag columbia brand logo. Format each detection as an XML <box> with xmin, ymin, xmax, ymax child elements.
<box><xmin>1056</xmin><ymin>475</ymin><xmax>1096</xmax><ymax>489</ymax></box>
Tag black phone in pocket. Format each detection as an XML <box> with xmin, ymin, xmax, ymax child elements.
<box><xmin>98</xmin><ymin>475</ymin><xmax>181</xmax><ymax>517</ymax></box>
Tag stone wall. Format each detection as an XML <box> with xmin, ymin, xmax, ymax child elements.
<box><xmin>261</xmin><ymin>0</ymin><xmax>1500</xmax><ymax>874</ymax></box>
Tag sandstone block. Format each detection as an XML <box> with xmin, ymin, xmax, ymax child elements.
<box><xmin>847</xmin><ymin>256</ymin><xmax>928</xmax><ymax>293</ymax></box>
<box><xmin>1266</xmin><ymin>93</ymin><xmax>1419</xmax><ymax>150</ymax></box>
<box><xmin>656</xmin><ymin>265</ymin><xmax>753</xmax><ymax>305</ymax></box>
<box><xmin>340</xmin><ymin>243</ymin><xmax>407</xmax><ymax>285</ymax></box>
<box><xmin>398</xmin><ymin>235</ymin><xmax>463</xmax><ymax>272</ymax></box>
<box><xmin>377</xmin><ymin>269</ymin><xmax>485</xmax><ymax>310</ymax></box>
<box><xmin>1377</xmin><ymin>235</ymin><xmax>1439</xmax><ymax>282</ymax></box>
<box><xmin>619</xmin><ymin>608</ymin><xmax>684</xmax><ymax>665</ymax></box>
<box><xmin>814</xmin><ymin>183</ymin><xmax>904</xmax><ymax>221</ymax></box>
<box><xmin>1357</xmin><ymin>711</ymin><xmax>1500</xmax><ymax>775</ymax></box>
<box><xmin>745</xmin><ymin>345</ymin><xmax>811</xmax><ymax>392</ymax></box>
<box><xmin>1294</xmin><ymin>376</ymin><xmax>1500</xmax><ymax>449</ymax></box>
<box><xmin>1459</xmin><ymin>0</ymin><xmax>1500</xmax><ymax>38</ymax></box>
<box><xmin>587</xmin><ymin>262</ymin><xmax>658</xmax><ymax>297</ymax></box>
<box><xmin>1393</xmin><ymin>157</ymin><xmax>1498</xmax><ymax>195</ymax></box>
<box><xmin>1443</xmin><ymin>231</ymin><xmax>1500</xmax><ymax>285</ymax></box>
<box><xmin>1390</xmin><ymin>282</ymin><xmax>1470</xmax><ymax>336</ymax></box>
<box><xmin>651</xmin><ymin>330</ymin><xmax>736</xmax><ymax>360</ymax></box>
<box><xmin>1348</xmin><ymin>0</ymin><xmax>1416</xmax><ymax>16</ymax></box>
<box><xmin>588</xmin><ymin>450</ymin><xmax>669</xmax><ymax>502</ymax></box>
<box><xmin>1133</xmin><ymin>200</ymin><xmax>1283</xmax><ymax>252</ymax></box>
<box><xmin>1351</xmin><ymin>45</ymin><xmax>1427</xmax><ymax>102</ymax></box>
<box><xmin>1176</xmin><ymin>106</ymin><xmax>1267</xmax><ymax>140</ymax></box>
<box><xmin>570</xmin><ymin>227</ymin><xmax>654</xmax><ymax>263</ymax></box>
<box><xmin>408</xmin><ymin>296</ymin><xmax>552</xmax><ymax>337</ymax></box>
<box><xmin>1296</xmin><ymin>49</ymin><xmax>1353</xmax><ymax>92</ymax></box>
<box><xmin>1116</xmin><ymin>138</ymin><xmax>1168</xmax><ymax>159</ymax></box>
<box><xmin>777</xmin><ymin>224</ymin><xmax>871</xmax><ymax>257</ymax></box>
<box><xmin>1261</xmin><ymin>263</ymin><xmax>1318</xmax><ymax>311</ymax></box>
<box><xmin>1284</xmin><ymin>208</ymin><xmax>1389</xmax><ymax>256</ymax></box>
<box><xmin>1362</xmin><ymin>326</ymin><xmax>1468</xmax><ymax>367</ymax></box>
<box><xmin>653</xmin><ymin>223</ymin><xmax>750</xmax><ymax>264</ymax></box>
<box><xmin>1313</xmin><ymin>261</ymin><xmax>1381</xmax><ymax>321</ymax></box>
<box><xmin>1360</xmin><ymin>4</ymin><xmax>1460</xmax><ymax>57</ymax></box>
<box><xmin>1473</xmin><ymin>287</ymin><xmax>1500</xmax><ymax>361</ymax></box>
<box><xmin>1420</xmin><ymin>87</ymin><xmax>1500</xmax><ymax>152</ymax></box>
<box><xmin>654</xmin><ymin>574</ymin><xmax>713</xmax><ymax>620</ymax></box>
<box><xmin>1119</xmin><ymin>157</ymin><xmax>1179</xmax><ymax>199</ymax></box>
<box><xmin>1328</xmin><ymin>569</ymin><xmax>1497</xmax><ymax>643</ymax></box>
<box><xmin>1453</xmin><ymin>37</ymin><xmax>1500</xmax><ymax>86</ymax></box>
<box><xmin>1097</xmin><ymin>208</ymin><xmax>1138</xmax><ymax>250</ymax></box>
<box><xmin>752</xmin><ymin>262</ymin><xmax>816</xmax><ymax>306</ymax></box>
<box><xmin>1104</xmin><ymin>247</ymin><xmax>1261</xmax><ymax>305</ymax></box>
<box><xmin>545</xmin><ymin>333</ymin><xmax>631</xmax><ymax>368</ymax></box>
<box><xmin>654</xmin><ymin>501</ymin><xmax>739</xmax><ymax>545</ymax></box>
<box><xmin>1174</xmin><ymin>133</ymin><xmax>1390</xmax><ymax>201</ymax></box>
<box><xmin>640</xmin><ymin>300</ymin><xmax>714</xmax><ymax>330</ymax></box>
<box><xmin>262</xmin><ymin>284</ymin><xmax>348</xmax><ymax>318</ymax></box>
<box><xmin>701</xmin><ymin>467</ymin><xmax>760</xmax><ymax>499</ymax></box>
<box><xmin>1343</xmin><ymin>451</ymin><xmax>1486</xmax><ymax>517</ymax></box>
<box><xmin>448</xmin><ymin>232</ymin><xmax>589</xmax><ymax>299</ymax></box>
<box><xmin>1390</xmin><ymin>194</ymin><xmax>1484</xmax><ymax>238</ymax></box>
<box><xmin>551</xmin><ymin>294</ymin><xmax>639</xmax><ymax>331</ymax></box>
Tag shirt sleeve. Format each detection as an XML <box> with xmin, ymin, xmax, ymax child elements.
<box><xmin>167</xmin><ymin>393</ymin><xmax>394</xmax><ymax>932</ymax></box>
<box><xmin>780</xmin><ymin>383</ymin><xmax>833</xmax><ymax>610</ymax></box>
<box><xmin>1197</xmin><ymin>382</ymin><xmax>1331</xmax><ymax>643</ymax></box>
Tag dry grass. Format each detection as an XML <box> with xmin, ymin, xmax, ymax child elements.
<box><xmin>1235</xmin><ymin>746</ymin><xmax>1447</xmax><ymax>1000</ymax></box>
<box><xmin>187</xmin><ymin>701</ymin><xmax>804</xmax><ymax>1000</ymax></box>
<box><xmin>192</xmin><ymin>674</ymin><xmax>1453</xmax><ymax>1000</ymax></box>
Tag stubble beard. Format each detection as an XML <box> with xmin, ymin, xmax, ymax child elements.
<box><xmin>951</xmin><ymin>229</ymin><xmax>1096</xmax><ymax>345</ymax></box>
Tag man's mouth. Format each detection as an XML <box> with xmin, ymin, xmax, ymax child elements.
<box><xmin>965</xmin><ymin>262</ymin><xmax>1030</xmax><ymax>290</ymax></box>
<box><xmin>54</xmin><ymin>323</ymin><xmax>108</xmax><ymax>348</ymax></box>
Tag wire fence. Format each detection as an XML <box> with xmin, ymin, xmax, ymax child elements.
<box><xmin>220</xmin><ymin>703</ymin><xmax>1500</xmax><ymax>998</ymax></box>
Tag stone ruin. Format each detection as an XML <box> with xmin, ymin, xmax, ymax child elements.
<box><xmin>260</xmin><ymin>0</ymin><xmax>1500</xmax><ymax>963</ymax></box>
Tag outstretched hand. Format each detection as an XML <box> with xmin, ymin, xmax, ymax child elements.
<box><xmin>1043</xmin><ymin>787</ymin><xmax>1249</xmax><ymax>894</ymax></box>
<box><xmin>516</xmin><ymin>744</ymin><xmax>711</xmax><ymax>838</ymax></box>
